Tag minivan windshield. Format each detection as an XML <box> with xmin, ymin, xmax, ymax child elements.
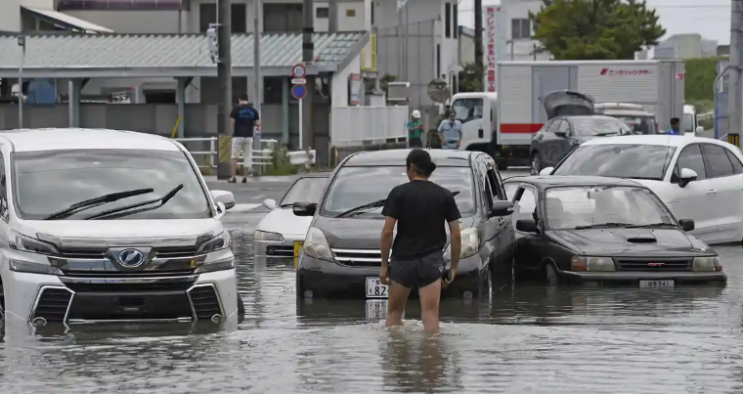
<box><xmin>280</xmin><ymin>176</ymin><xmax>328</xmax><ymax>206</ymax></box>
<box><xmin>13</xmin><ymin>149</ymin><xmax>212</xmax><ymax>220</ymax></box>
<box><xmin>321</xmin><ymin>166</ymin><xmax>476</xmax><ymax>217</ymax></box>
<box><xmin>552</xmin><ymin>144</ymin><xmax>676</xmax><ymax>181</ymax></box>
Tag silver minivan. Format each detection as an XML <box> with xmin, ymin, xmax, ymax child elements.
<box><xmin>0</xmin><ymin>128</ymin><xmax>241</xmax><ymax>327</ymax></box>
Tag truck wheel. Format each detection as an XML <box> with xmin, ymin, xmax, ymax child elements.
<box><xmin>530</xmin><ymin>154</ymin><xmax>542</xmax><ymax>175</ymax></box>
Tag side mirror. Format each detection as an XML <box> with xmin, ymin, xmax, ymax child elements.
<box><xmin>678</xmin><ymin>168</ymin><xmax>698</xmax><ymax>188</ymax></box>
<box><xmin>554</xmin><ymin>131</ymin><xmax>567</xmax><ymax>138</ymax></box>
<box><xmin>539</xmin><ymin>167</ymin><xmax>554</xmax><ymax>176</ymax></box>
<box><xmin>516</xmin><ymin>219</ymin><xmax>538</xmax><ymax>232</ymax></box>
<box><xmin>489</xmin><ymin>200</ymin><xmax>514</xmax><ymax>217</ymax></box>
<box><xmin>293</xmin><ymin>201</ymin><xmax>317</xmax><ymax>217</ymax></box>
<box><xmin>695</xmin><ymin>126</ymin><xmax>704</xmax><ymax>133</ymax></box>
<box><xmin>210</xmin><ymin>190</ymin><xmax>235</xmax><ymax>210</ymax></box>
<box><xmin>263</xmin><ymin>198</ymin><xmax>277</xmax><ymax>210</ymax></box>
<box><xmin>678</xmin><ymin>219</ymin><xmax>695</xmax><ymax>232</ymax></box>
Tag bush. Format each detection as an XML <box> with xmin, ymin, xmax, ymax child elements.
<box><xmin>263</xmin><ymin>144</ymin><xmax>298</xmax><ymax>176</ymax></box>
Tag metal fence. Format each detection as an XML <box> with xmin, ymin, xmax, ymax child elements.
<box><xmin>173</xmin><ymin>137</ymin><xmax>278</xmax><ymax>170</ymax></box>
<box><xmin>330</xmin><ymin>106</ymin><xmax>409</xmax><ymax>147</ymax></box>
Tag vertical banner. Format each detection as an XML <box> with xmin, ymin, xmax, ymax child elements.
<box><xmin>349</xmin><ymin>73</ymin><xmax>362</xmax><ymax>106</ymax></box>
<box><xmin>484</xmin><ymin>6</ymin><xmax>497</xmax><ymax>92</ymax></box>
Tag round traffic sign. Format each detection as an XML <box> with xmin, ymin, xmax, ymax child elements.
<box><xmin>291</xmin><ymin>84</ymin><xmax>306</xmax><ymax>100</ymax></box>
<box><xmin>292</xmin><ymin>64</ymin><xmax>306</xmax><ymax>78</ymax></box>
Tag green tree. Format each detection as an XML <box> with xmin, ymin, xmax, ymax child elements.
<box><xmin>530</xmin><ymin>0</ymin><xmax>665</xmax><ymax>60</ymax></box>
<box><xmin>457</xmin><ymin>62</ymin><xmax>483</xmax><ymax>92</ymax></box>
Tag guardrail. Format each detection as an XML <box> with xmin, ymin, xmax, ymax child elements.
<box><xmin>173</xmin><ymin>137</ymin><xmax>278</xmax><ymax>169</ymax></box>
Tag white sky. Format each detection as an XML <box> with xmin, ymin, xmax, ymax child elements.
<box><xmin>457</xmin><ymin>0</ymin><xmax>731</xmax><ymax>45</ymax></box>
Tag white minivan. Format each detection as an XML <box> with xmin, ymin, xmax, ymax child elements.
<box><xmin>0</xmin><ymin>128</ymin><xmax>241</xmax><ymax>326</ymax></box>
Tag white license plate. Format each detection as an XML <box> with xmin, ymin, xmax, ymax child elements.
<box><xmin>365</xmin><ymin>277</ymin><xmax>388</xmax><ymax>298</ymax></box>
<box><xmin>640</xmin><ymin>280</ymin><xmax>674</xmax><ymax>289</ymax></box>
<box><xmin>366</xmin><ymin>300</ymin><xmax>387</xmax><ymax>319</ymax></box>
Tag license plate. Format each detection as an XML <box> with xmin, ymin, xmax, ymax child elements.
<box><xmin>366</xmin><ymin>300</ymin><xmax>387</xmax><ymax>319</ymax></box>
<box><xmin>640</xmin><ymin>280</ymin><xmax>674</xmax><ymax>289</ymax></box>
<box><xmin>365</xmin><ymin>277</ymin><xmax>388</xmax><ymax>298</ymax></box>
<box><xmin>293</xmin><ymin>241</ymin><xmax>303</xmax><ymax>270</ymax></box>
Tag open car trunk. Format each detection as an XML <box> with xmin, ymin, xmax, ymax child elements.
<box><xmin>543</xmin><ymin>90</ymin><xmax>595</xmax><ymax>119</ymax></box>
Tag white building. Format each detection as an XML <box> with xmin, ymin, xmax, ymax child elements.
<box><xmin>654</xmin><ymin>34</ymin><xmax>718</xmax><ymax>60</ymax></box>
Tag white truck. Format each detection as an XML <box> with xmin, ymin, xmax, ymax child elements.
<box><xmin>449</xmin><ymin>60</ymin><xmax>686</xmax><ymax>169</ymax></box>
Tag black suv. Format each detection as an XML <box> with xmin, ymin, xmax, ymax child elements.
<box><xmin>292</xmin><ymin>149</ymin><xmax>514</xmax><ymax>300</ymax></box>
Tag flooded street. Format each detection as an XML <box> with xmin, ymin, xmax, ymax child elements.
<box><xmin>2</xmin><ymin>175</ymin><xmax>743</xmax><ymax>393</ymax></box>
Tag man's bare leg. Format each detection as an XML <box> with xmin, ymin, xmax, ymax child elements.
<box><xmin>418</xmin><ymin>279</ymin><xmax>442</xmax><ymax>333</ymax></box>
<box><xmin>230</xmin><ymin>158</ymin><xmax>238</xmax><ymax>180</ymax></box>
<box><xmin>386</xmin><ymin>280</ymin><xmax>411</xmax><ymax>328</ymax></box>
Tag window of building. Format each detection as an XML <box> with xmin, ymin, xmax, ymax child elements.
<box><xmin>445</xmin><ymin>3</ymin><xmax>451</xmax><ymax>38</ymax></box>
<box><xmin>346</xmin><ymin>8</ymin><xmax>356</xmax><ymax>17</ymax></box>
<box><xmin>511</xmin><ymin>18</ymin><xmax>531</xmax><ymax>40</ymax></box>
<box><xmin>371</xmin><ymin>2</ymin><xmax>375</xmax><ymax>25</ymax></box>
<box><xmin>58</xmin><ymin>0</ymin><xmax>183</xmax><ymax>10</ymax></box>
<box><xmin>316</xmin><ymin>7</ymin><xmax>329</xmax><ymax>18</ymax></box>
<box><xmin>264</xmin><ymin>77</ymin><xmax>284</xmax><ymax>104</ymax></box>
<box><xmin>199</xmin><ymin>3</ymin><xmax>246</xmax><ymax>33</ymax></box>
<box><xmin>453</xmin><ymin>4</ymin><xmax>458</xmax><ymax>38</ymax></box>
<box><xmin>264</xmin><ymin>4</ymin><xmax>303</xmax><ymax>32</ymax></box>
<box><xmin>199</xmin><ymin>3</ymin><xmax>217</xmax><ymax>32</ymax></box>
<box><xmin>436</xmin><ymin>44</ymin><xmax>441</xmax><ymax>76</ymax></box>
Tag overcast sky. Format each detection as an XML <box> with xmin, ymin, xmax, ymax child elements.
<box><xmin>457</xmin><ymin>0</ymin><xmax>731</xmax><ymax>45</ymax></box>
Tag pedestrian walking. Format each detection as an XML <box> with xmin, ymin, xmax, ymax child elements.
<box><xmin>228</xmin><ymin>94</ymin><xmax>261</xmax><ymax>183</ymax></box>
<box><xmin>379</xmin><ymin>149</ymin><xmax>462</xmax><ymax>334</ymax></box>
<box><xmin>665</xmin><ymin>117</ymin><xmax>681</xmax><ymax>135</ymax></box>
<box><xmin>407</xmin><ymin>110</ymin><xmax>424</xmax><ymax>148</ymax></box>
<box><xmin>437</xmin><ymin>111</ymin><xmax>462</xmax><ymax>150</ymax></box>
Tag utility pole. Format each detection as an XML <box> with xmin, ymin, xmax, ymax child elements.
<box><xmin>216</xmin><ymin>0</ymin><xmax>232</xmax><ymax>179</ymax></box>
<box><xmin>301</xmin><ymin>0</ymin><xmax>314</xmax><ymax>151</ymax></box>
<box><xmin>730</xmin><ymin>0</ymin><xmax>743</xmax><ymax>150</ymax></box>
<box><xmin>253</xmin><ymin>0</ymin><xmax>262</xmax><ymax>176</ymax></box>
<box><xmin>474</xmin><ymin>0</ymin><xmax>483</xmax><ymax>91</ymax></box>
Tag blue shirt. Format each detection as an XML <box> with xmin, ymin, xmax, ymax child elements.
<box><xmin>230</xmin><ymin>103</ymin><xmax>260</xmax><ymax>137</ymax></box>
<box><xmin>438</xmin><ymin>119</ymin><xmax>463</xmax><ymax>148</ymax></box>
<box><xmin>665</xmin><ymin>127</ymin><xmax>681</xmax><ymax>135</ymax></box>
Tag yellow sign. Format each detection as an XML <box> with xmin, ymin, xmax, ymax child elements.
<box><xmin>728</xmin><ymin>133</ymin><xmax>740</xmax><ymax>147</ymax></box>
<box><xmin>293</xmin><ymin>241</ymin><xmax>304</xmax><ymax>270</ymax></box>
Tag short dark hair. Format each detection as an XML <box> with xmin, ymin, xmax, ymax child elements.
<box><xmin>406</xmin><ymin>149</ymin><xmax>436</xmax><ymax>177</ymax></box>
<box><xmin>670</xmin><ymin>117</ymin><xmax>680</xmax><ymax>125</ymax></box>
<box><xmin>238</xmin><ymin>93</ymin><xmax>249</xmax><ymax>102</ymax></box>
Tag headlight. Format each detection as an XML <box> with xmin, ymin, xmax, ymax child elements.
<box><xmin>571</xmin><ymin>256</ymin><xmax>615</xmax><ymax>272</ymax></box>
<box><xmin>254</xmin><ymin>230</ymin><xmax>284</xmax><ymax>242</ymax></box>
<box><xmin>443</xmin><ymin>227</ymin><xmax>479</xmax><ymax>260</ymax></box>
<box><xmin>8</xmin><ymin>230</ymin><xmax>58</xmax><ymax>255</ymax></box>
<box><xmin>194</xmin><ymin>256</ymin><xmax>235</xmax><ymax>273</ymax></box>
<box><xmin>304</xmin><ymin>227</ymin><xmax>334</xmax><ymax>262</ymax></box>
<box><xmin>9</xmin><ymin>259</ymin><xmax>63</xmax><ymax>275</ymax></box>
<box><xmin>196</xmin><ymin>231</ymin><xmax>231</xmax><ymax>254</ymax></box>
<box><xmin>693</xmin><ymin>256</ymin><xmax>722</xmax><ymax>272</ymax></box>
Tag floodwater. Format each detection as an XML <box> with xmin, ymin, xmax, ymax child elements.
<box><xmin>1</xmin><ymin>213</ymin><xmax>742</xmax><ymax>393</ymax></box>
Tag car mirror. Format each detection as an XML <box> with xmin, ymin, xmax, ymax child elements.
<box><xmin>695</xmin><ymin>126</ymin><xmax>704</xmax><ymax>133</ymax></box>
<box><xmin>293</xmin><ymin>201</ymin><xmax>317</xmax><ymax>217</ymax></box>
<box><xmin>516</xmin><ymin>219</ymin><xmax>538</xmax><ymax>232</ymax></box>
<box><xmin>678</xmin><ymin>219</ymin><xmax>695</xmax><ymax>232</ymax></box>
<box><xmin>263</xmin><ymin>198</ymin><xmax>277</xmax><ymax>210</ymax></box>
<box><xmin>210</xmin><ymin>190</ymin><xmax>235</xmax><ymax>210</ymax></box>
<box><xmin>539</xmin><ymin>167</ymin><xmax>554</xmax><ymax>176</ymax></box>
<box><xmin>489</xmin><ymin>200</ymin><xmax>514</xmax><ymax>217</ymax></box>
<box><xmin>679</xmin><ymin>168</ymin><xmax>698</xmax><ymax>187</ymax></box>
<box><xmin>554</xmin><ymin>131</ymin><xmax>567</xmax><ymax>137</ymax></box>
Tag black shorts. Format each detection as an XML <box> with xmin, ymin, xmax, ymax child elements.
<box><xmin>389</xmin><ymin>250</ymin><xmax>445</xmax><ymax>289</ymax></box>
<box><xmin>408</xmin><ymin>137</ymin><xmax>423</xmax><ymax>148</ymax></box>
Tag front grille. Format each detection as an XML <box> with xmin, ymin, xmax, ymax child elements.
<box><xmin>266</xmin><ymin>245</ymin><xmax>293</xmax><ymax>257</ymax></box>
<box><xmin>153</xmin><ymin>246</ymin><xmax>199</xmax><ymax>259</ymax></box>
<box><xmin>64</xmin><ymin>281</ymin><xmax>195</xmax><ymax>293</ymax></box>
<box><xmin>187</xmin><ymin>285</ymin><xmax>223</xmax><ymax>320</ymax></box>
<box><xmin>64</xmin><ymin>270</ymin><xmax>195</xmax><ymax>278</ymax></box>
<box><xmin>57</xmin><ymin>247</ymin><xmax>106</xmax><ymax>259</ymax></box>
<box><xmin>332</xmin><ymin>249</ymin><xmax>381</xmax><ymax>267</ymax></box>
<box><xmin>615</xmin><ymin>258</ymin><xmax>692</xmax><ymax>272</ymax></box>
<box><xmin>32</xmin><ymin>287</ymin><xmax>73</xmax><ymax>322</ymax></box>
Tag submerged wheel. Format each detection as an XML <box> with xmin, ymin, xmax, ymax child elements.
<box><xmin>544</xmin><ymin>263</ymin><xmax>559</xmax><ymax>286</ymax></box>
<box><xmin>530</xmin><ymin>154</ymin><xmax>541</xmax><ymax>175</ymax></box>
<box><xmin>237</xmin><ymin>293</ymin><xmax>245</xmax><ymax>316</ymax></box>
<box><xmin>495</xmin><ymin>156</ymin><xmax>509</xmax><ymax>171</ymax></box>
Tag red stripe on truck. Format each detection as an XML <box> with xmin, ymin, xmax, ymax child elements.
<box><xmin>500</xmin><ymin>123</ymin><xmax>544</xmax><ymax>133</ymax></box>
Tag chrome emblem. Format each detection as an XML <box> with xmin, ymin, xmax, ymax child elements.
<box><xmin>647</xmin><ymin>262</ymin><xmax>665</xmax><ymax>267</ymax></box>
<box><xmin>118</xmin><ymin>248</ymin><xmax>145</xmax><ymax>268</ymax></box>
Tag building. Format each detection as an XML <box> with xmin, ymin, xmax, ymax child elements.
<box><xmin>654</xmin><ymin>34</ymin><xmax>718</xmax><ymax>60</ymax></box>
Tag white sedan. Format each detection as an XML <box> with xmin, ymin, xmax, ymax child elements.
<box><xmin>539</xmin><ymin>135</ymin><xmax>743</xmax><ymax>245</ymax></box>
<box><xmin>253</xmin><ymin>172</ymin><xmax>330</xmax><ymax>265</ymax></box>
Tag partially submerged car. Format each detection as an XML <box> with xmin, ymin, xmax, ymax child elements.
<box><xmin>503</xmin><ymin>176</ymin><xmax>726</xmax><ymax>287</ymax></box>
<box><xmin>292</xmin><ymin>149</ymin><xmax>514</xmax><ymax>300</ymax></box>
<box><xmin>253</xmin><ymin>172</ymin><xmax>330</xmax><ymax>265</ymax></box>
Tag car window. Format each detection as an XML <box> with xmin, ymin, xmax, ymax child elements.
<box><xmin>614</xmin><ymin>115</ymin><xmax>658</xmax><ymax>135</ymax></box>
<box><xmin>545</xmin><ymin>186</ymin><xmax>674</xmax><ymax>229</ymax></box>
<box><xmin>320</xmin><ymin>166</ymin><xmax>477</xmax><ymax>217</ymax></box>
<box><xmin>675</xmin><ymin>144</ymin><xmax>706</xmax><ymax>181</ymax></box>
<box><xmin>280</xmin><ymin>177</ymin><xmax>328</xmax><ymax>206</ymax></box>
<box><xmin>486</xmin><ymin>166</ymin><xmax>506</xmax><ymax>200</ymax></box>
<box><xmin>12</xmin><ymin>149</ymin><xmax>212</xmax><ymax>220</ymax></box>
<box><xmin>546</xmin><ymin>120</ymin><xmax>561</xmax><ymax>133</ymax></box>
<box><xmin>0</xmin><ymin>152</ymin><xmax>7</xmax><ymax>222</ymax></box>
<box><xmin>682</xmin><ymin>113</ymin><xmax>695</xmax><ymax>133</ymax></box>
<box><xmin>571</xmin><ymin>117</ymin><xmax>632</xmax><ymax>136</ymax></box>
<box><xmin>504</xmin><ymin>183</ymin><xmax>519</xmax><ymax>200</ymax></box>
<box><xmin>553</xmin><ymin>144</ymin><xmax>676</xmax><ymax>181</ymax></box>
<box><xmin>701</xmin><ymin>144</ymin><xmax>734</xmax><ymax>178</ymax></box>
<box><xmin>725</xmin><ymin>148</ymin><xmax>743</xmax><ymax>175</ymax></box>
<box><xmin>514</xmin><ymin>188</ymin><xmax>537</xmax><ymax>219</ymax></box>
<box><xmin>558</xmin><ymin>120</ymin><xmax>570</xmax><ymax>134</ymax></box>
<box><xmin>451</xmin><ymin>98</ymin><xmax>483</xmax><ymax>123</ymax></box>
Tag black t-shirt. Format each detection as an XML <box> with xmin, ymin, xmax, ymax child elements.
<box><xmin>230</xmin><ymin>103</ymin><xmax>260</xmax><ymax>137</ymax></box>
<box><xmin>381</xmin><ymin>180</ymin><xmax>461</xmax><ymax>259</ymax></box>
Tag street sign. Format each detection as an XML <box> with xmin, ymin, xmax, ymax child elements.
<box><xmin>291</xmin><ymin>64</ymin><xmax>306</xmax><ymax>78</ymax></box>
<box><xmin>291</xmin><ymin>85</ymin><xmax>306</xmax><ymax>100</ymax></box>
<box><xmin>291</xmin><ymin>78</ymin><xmax>307</xmax><ymax>85</ymax></box>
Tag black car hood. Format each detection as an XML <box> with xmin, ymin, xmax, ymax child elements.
<box><xmin>314</xmin><ymin>215</ymin><xmax>476</xmax><ymax>249</ymax></box>
<box><xmin>550</xmin><ymin>228</ymin><xmax>712</xmax><ymax>257</ymax></box>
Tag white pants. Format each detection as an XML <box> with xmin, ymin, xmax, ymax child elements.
<box><xmin>231</xmin><ymin>137</ymin><xmax>253</xmax><ymax>170</ymax></box>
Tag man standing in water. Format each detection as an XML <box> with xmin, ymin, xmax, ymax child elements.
<box><xmin>379</xmin><ymin>149</ymin><xmax>462</xmax><ymax>333</ymax></box>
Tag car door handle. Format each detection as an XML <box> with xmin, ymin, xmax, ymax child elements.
<box><xmin>707</xmin><ymin>189</ymin><xmax>717</xmax><ymax>195</ymax></box>
<box><xmin>497</xmin><ymin>217</ymin><xmax>505</xmax><ymax>224</ymax></box>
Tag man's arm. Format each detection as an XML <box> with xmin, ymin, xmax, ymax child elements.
<box><xmin>230</xmin><ymin>107</ymin><xmax>236</xmax><ymax>127</ymax></box>
<box><xmin>253</xmin><ymin>110</ymin><xmax>260</xmax><ymax>127</ymax></box>
<box><xmin>380</xmin><ymin>188</ymin><xmax>400</xmax><ymax>268</ymax></box>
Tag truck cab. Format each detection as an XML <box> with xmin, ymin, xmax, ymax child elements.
<box><xmin>450</xmin><ymin>92</ymin><xmax>498</xmax><ymax>152</ymax></box>
<box><xmin>683</xmin><ymin>104</ymin><xmax>704</xmax><ymax>134</ymax></box>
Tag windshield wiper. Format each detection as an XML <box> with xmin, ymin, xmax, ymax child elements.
<box><xmin>84</xmin><ymin>184</ymin><xmax>184</xmax><ymax>220</ymax></box>
<box><xmin>626</xmin><ymin>223</ymin><xmax>678</xmax><ymax>229</ymax></box>
<box><xmin>574</xmin><ymin>223</ymin><xmax>634</xmax><ymax>230</ymax></box>
<box><xmin>43</xmin><ymin>188</ymin><xmax>155</xmax><ymax>220</ymax></box>
<box><xmin>594</xmin><ymin>131</ymin><xmax>619</xmax><ymax>136</ymax></box>
<box><xmin>335</xmin><ymin>191</ymin><xmax>460</xmax><ymax>218</ymax></box>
